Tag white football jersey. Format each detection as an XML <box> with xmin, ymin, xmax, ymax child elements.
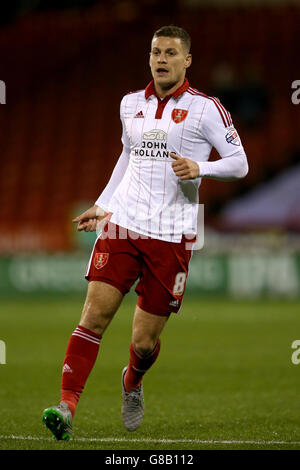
<box><xmin>96</xmin><ymin>78</ymin><xmax>248</xmax><ymax>242</ymax></box>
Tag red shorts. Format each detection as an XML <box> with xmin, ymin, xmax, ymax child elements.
<box><xmin>85</xmin><ymin>223</ymin><xmax>194</xmax><ymax>316</ymax></box>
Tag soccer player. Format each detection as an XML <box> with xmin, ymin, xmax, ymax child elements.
<box><xmin>42</xmin><ymin>25</ymin><xmax>248</xmax><ymax>440</ymax></box>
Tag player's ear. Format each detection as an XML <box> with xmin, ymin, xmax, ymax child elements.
<box><xmin>185</xmin><ymin>53</ymin><xmax>192</xmax><ymax>69</ymax></box>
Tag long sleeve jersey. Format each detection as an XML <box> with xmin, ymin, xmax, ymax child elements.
<box><xmin>96</xmin><ymin>78</ymin><xmax>248</xmax><ymax>242</ymax></box>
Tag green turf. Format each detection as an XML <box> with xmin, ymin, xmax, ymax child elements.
<box><xmin>0</xmin><ymin>294</ymin><xmax>300</xmax><ymax>450</ymax></box>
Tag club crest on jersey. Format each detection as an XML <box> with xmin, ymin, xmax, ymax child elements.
<box><xmin>225</xmin><ymin>127</ymin><xmax>240</xmax><ymax>146</ymax></box>
<box><xmin>94</xmin><ymin>252</ymin><xmax>109</xmax><ymax>270</ymax></box>
<box><xmin>172</xmin><ymin>109</ymin><xmax>188</xmax><ymax>124</ymax></box>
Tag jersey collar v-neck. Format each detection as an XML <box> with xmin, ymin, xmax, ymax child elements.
<box><xmin>145</xmin><ymin>77</ymin><xmax>190</xmax><ymax>100</ymax></box>
<box><xmin>145</xmin><ymin>78</ymin><xmax>190</xmax><ymax>119</ymax></box>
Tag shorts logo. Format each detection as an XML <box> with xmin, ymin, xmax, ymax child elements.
<box><xmin>172</xmin><ymin>109</ymin><xmax>188</xmax><ymax>124</ymax></box>
<box><xmin>225</xmin><ymin>127</ymin><xmax>240</xmax><ymax>146</ymax></box>
<box><xmin>94</xmin><ymin>252</ymin><xmax>109</xmax><ymax>270</ymax></box>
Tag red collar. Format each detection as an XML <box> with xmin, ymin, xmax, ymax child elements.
<box><xmin>145</xmin><ymin>77</ymin><xmax>189</xmax><ymax>100</ymax></box>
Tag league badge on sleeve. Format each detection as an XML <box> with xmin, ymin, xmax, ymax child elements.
<box><xmin>225</xmin><ymin>127</ymin><xmax>241</xmax><ymax>146</ymax></box>
<box><xmin>172</xmin><ymin>109</ymin><xmax>188</xmax><ymax>124</ymax></box>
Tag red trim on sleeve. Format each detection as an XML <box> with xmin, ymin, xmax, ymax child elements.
<box><xmin>187</xmin><ymin>87</ymin><xmax>232</xmax><ymax>127</ymax></box>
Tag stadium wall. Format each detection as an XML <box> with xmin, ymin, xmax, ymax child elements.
<box><xmin>1</xmin><ymin>253</ymin><xmax>299</xmax><ymax>298</ymax></box>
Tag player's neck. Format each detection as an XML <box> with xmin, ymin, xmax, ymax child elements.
<box><xmin>154</xmin><ymin>77</ymin><xmax>185</xmax><ymax>99</ymax></box>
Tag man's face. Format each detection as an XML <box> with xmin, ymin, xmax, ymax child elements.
<box><xmin>149</xmin><ymin>36</ymin><xmax>192</xmax><ymax>91</ymax></box>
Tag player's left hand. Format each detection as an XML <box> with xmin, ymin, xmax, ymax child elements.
<box><xmin>170</xmin><ymin>153</ymin><xmax>200</xmax><ymax>180</ymax></box>
<box><xmin>72</xmin><ymin>204</ymin><xmax>107</xmax><ymax>232</ymax></box>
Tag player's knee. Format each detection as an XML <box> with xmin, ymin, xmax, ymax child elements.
<box><xmin>133</xmin><ymin>338</ymin><xmax>157</xmax><ymax>357</ymax></box>
<box><xmin>80</xmin><ymin>303</ymin><xmax>114</xmax><ymax>336</ymax></box>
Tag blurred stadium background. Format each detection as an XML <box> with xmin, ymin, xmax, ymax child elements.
<box><xmin>1</xmin><ymin>0</ymin><xmax>300</xmax><ymax>298</ymax></box>
<box><xmin>1</xmin><ymin>0</ymin><xmax>300</xmax><ymax>450</ymax></box>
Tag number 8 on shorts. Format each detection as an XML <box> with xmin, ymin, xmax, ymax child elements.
<box><xmin>173</xmin><ymin>272</ymin><xmax>187</xmax><ymax>296</ymax></box>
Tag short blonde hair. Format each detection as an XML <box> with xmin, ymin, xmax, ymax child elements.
<box><xmin>153</xmin><ymin>25</ymin><xmax>191</xmax><ymax>53</ymax></box>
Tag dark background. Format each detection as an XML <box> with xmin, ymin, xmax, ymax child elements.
<box><xmin>0</xmin><ymin>0</ymin><xmax>299</xmax><ymax>252</ymax></box>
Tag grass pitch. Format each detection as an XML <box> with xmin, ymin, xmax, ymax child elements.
<box><xmin>0</xmin><ymin>294</ymin><xmax>300</xmax><ymax>450</ymax></box>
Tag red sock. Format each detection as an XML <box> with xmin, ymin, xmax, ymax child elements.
<box><xmin>124</xmin><ymin>339</ymin><xmax>161</xmax><ymax>392</ymax></box>
<box><xmin>60</xmin><ymin>325</ymin><xmax>101</xmax><ymax>417</ymax></box>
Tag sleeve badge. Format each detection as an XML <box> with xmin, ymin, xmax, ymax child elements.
<box><xmin>225</xmin><ymin>127</ymin><xmax>241</xmax><ymax>146</ymax></box>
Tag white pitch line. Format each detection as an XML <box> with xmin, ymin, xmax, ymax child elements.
<box><xmin>0</xmin><ymin>435</ymin><xmax>300</xmax><ymax>445</ymax></box>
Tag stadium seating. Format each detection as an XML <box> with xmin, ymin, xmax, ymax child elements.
<box><xmin>1</xmin><ymin>5</ymin><xmax>299</xmax><ymax>251</ymax></box>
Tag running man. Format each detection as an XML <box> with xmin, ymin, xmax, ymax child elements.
<box><xmin>42</xmin><ymin>25</ymin><xmax>248</xmax><ymax>440</ymax></box>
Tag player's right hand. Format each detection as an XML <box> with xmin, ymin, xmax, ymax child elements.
<box><xmin>72</xmin><ymin>205</ymin><xmax>107</xmax><ymax>232</ymax></box>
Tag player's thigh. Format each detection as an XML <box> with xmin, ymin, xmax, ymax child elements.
<box><xmin>132</xmin><ymin>305</ymin><xmax>170</xmax><ymax>355</ymax></box>
<box><xmin>135</xmin><ymin>236</ymin><xmax>193</xmax><ymax>316</ymax></box>
<box><xmin>80</xmin><ymin>280</ymin><xmax>123</xmax><ymax>335</ymax></box>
